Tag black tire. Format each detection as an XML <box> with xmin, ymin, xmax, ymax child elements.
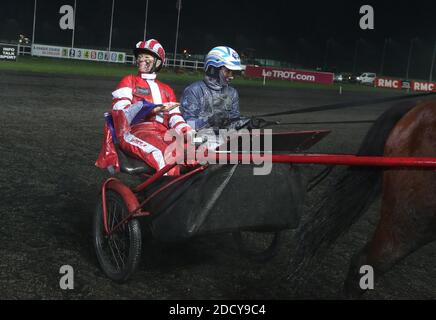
<box><xmin>93</xmin><ymin>190</ymin><xmax>142</xmax><ymax>282</ymax></box>
<box><xmin>233</xmin><ymin>230</ymin><xmax>282</xmax><ymax>262</ymax></box>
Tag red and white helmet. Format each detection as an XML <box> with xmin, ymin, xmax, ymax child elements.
<box><xmin>134</xmin><ymin>39</ymin><xmax>165</xmax><ymax>72</ymax></box>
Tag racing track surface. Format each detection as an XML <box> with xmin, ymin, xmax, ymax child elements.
<box><xmin>0</xmin><ymin>71</ymin><xmax>435</xmax><ymax>299</ymax></box>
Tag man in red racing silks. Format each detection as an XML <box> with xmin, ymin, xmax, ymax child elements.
<box><xmin>95</xmin><ymin>39</ymin><xmax>193</xmax><ymax>176</ymax></box>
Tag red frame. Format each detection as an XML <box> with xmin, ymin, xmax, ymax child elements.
<box><xmin>223</xmin><ymin>153</ymin><xmax>436</xmax><ymax>168</ymax></box>
<box><xmin>100</xmin><ymin>132</ymin><xmax>436</xmax><ymax>236</ymax></box>
<box><xmin>102</xmin><ymin>163</ymin><xmax>210</xmax><ymax>236</ymax></box>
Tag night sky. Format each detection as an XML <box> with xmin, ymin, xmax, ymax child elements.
<box><xmin>1</xmin><ymin>0</ymin><xmax>436</xmax><ymax>78</ymax></box>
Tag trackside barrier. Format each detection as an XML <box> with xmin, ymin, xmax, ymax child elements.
<box><xmin>245</xmin><ymin>65</ymin><xmax>334</xmax><ymax>85</ymax></box>
<box><xmin>0</xmin><ymin>44</ymin><xmax>17</xmax><ymax>61</ymax></box>
<box><xmin>411</xmin><ymin>80</ymin><xmax>436</xmax><ymax>92</ymax></box>
<box><xmin>2</xmin><ymin>42</ymin><xmax>205</xmax><ymax>70</ymax></box>
<box><xmin>375</xmin><ymin>77</ymin><xmax>436</xmax><ymax>92</ymax></box>
<box><xmin>31</xmin><ymin>43</ymin><xmax>126</xmax><ymax>63</ymax></box>
<box><xmin>121</xmin><ymin>54</ymin><xmax>205</xmax><ymax>70</ymax></box>
<box><xmin>374</xmin><ymin>77</ymin><xmax>403</xmax><ymax>89</ymax></box>
<box><xmin>5</xmin><ymin>42</ymin><xmax>436</xmax><ymax>87</ymax></box>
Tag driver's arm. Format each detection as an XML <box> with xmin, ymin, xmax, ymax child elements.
<box><xmin>229</xmin><ymin>88</ymin><xmax>241</xmax><ymax>121</ymax></box>
<box><xmin>165</xmin><ymin>86</ymin><xmax>192</xmax><ymax>135</ymax></box>
<box><xmin>111</xmin><ymin>75</ymin><xmax>135</xmax><ymax>142</ymax></box>
<box><xmin>227</xmin><ymin>88</ymin><xmax>250</xmax><ymax>130</ymax></box>
<box><xmin>180</xmin><ymin>85</ymin><xmax>209</xmax><ymax>130</ymax></box>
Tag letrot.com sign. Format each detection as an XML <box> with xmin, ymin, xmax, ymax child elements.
<box><xmin>0</xmin><ymin>45</ymin><xmax>17</xmax><ymax>61</ymax></box>
<box><xmin>245</xmin><ymin>66</ymin><xmax>334</xmax><ymax>84</ymax></box>
<box><xmin>32</xmin><ymin>44</ymin><xmax>126</xmax><ymax>63</ymax></box>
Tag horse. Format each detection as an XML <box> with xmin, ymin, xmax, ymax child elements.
<box><xmin>288</xmin><ymin>98</ymin><xmax>436</xmax><ymax>297</ymax></box>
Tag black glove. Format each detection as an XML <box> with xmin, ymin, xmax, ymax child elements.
<box><xmin>248</xmin><ymin>117</ymin><xmax>268</xmax><ymax>129</ymax></box>
<box><xmin>208</xmin><ymin>111</ymin><xmax>230</xmax><ymax>128</ymax></box>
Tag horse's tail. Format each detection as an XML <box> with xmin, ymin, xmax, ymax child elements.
<box><xmin>289</xmin><ymin>101</ymin><xmax>418</xmax><ymax>280</ymax></box>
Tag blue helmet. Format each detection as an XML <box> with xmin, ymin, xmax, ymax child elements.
<box><xmin>204</xmin><ymin>46</ymin><xmax>243</xmax><ymax>72</ymax></box>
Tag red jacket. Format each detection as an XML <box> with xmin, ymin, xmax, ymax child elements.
<box><xmin>95</xmin><ymin>72</ymin><xmax>191</xmax><ymax>172</ymax></box>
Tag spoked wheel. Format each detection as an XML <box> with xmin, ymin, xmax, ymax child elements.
<box><xmin>233</xmin><ymin>230</ymin><xmax>282</xmax><ymax>262</ymax></box>
<box><xmin>93</xmin><ymin>190</ymin><xmax>142</xmax><ymax>282</ymax></box>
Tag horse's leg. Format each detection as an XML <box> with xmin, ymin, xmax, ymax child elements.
<box><xmin>344</xmin><ymin>169</ymin><xmax>436</xmax><ymax>297</ymax></box>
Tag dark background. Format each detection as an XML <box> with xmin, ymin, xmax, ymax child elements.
<box><xmin>1</xmin><ymin>0</ymin><xmax>436</xmax><ymax>78</ymax></box>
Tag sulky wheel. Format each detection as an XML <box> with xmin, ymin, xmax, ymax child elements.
<box><xmin>232</xmin><ymin>230</ymin><xmax>282</xmax><ymax>262</ymax></box>
<box><xmin>93</xmin><ymin>190</ymin><xmax>142</xmax><ymax>282</ymax></box>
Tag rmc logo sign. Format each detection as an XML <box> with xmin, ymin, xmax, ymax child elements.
<box><xmin>412</xmin><ymin>81</ymin><xmax>436</xmax><ymax>92</ymax></box>
<box><xmin>374</xmin><ymin>77</ymin><xmax>402</xmax><ymax>89</ymax></box>
<box><xmin>375</xmin><ymin>77</ymin><xmax>436</xmax><ymax>92</ymax></box>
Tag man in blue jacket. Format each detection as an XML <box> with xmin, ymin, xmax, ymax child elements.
<box><xmin>180</xmin><ymin>46</ymin><xmax>252</xmax><ymax>132</ymax></box>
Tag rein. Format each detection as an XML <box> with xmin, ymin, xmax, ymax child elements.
<box><xmin>271</xmin><ymin>119</ymin><xmax>376</xmax><ymax>126</ymax></box>
<box><xmin>258</xmin><ymin>91</ymin><xmax>436</xmax><ymax>190</ymax></box>
<box><xmin>256</xmin><ymin>91</ymin><xmax>436</xmax><ymax>118</ymax></box>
